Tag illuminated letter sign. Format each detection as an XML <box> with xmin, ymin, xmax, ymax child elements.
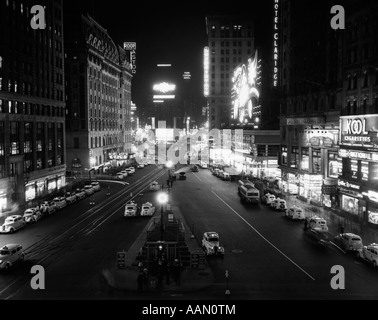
<box><xmin>204</xmin><ymin>47</ymin><xmax>210</xmax><ymax>97</ymax></box>
<box><xmin>340</xmin><ymin>115</ymin><xmax>378</xmax><ymax>149</ymax></box>
<box><xmin>124</xmin><ymin>42</ymin><xmax>137</xmax><ymax>74</ymax></box>
<box><xmin>273</xmin><ymin>0</ymin><xmax>280</xmax><ymax>87</ymax></box>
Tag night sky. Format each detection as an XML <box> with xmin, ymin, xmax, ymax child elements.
<box><xmin>64</xmin><ymin>0</ymin><xmax>272</xmax><ymax>109</ymax></box>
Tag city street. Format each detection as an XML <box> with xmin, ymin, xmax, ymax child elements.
<box><xmin>1</xmin><ymin>165</ymin><xmax>378</xmax><ymax>300</ymax></box>
<box><xmin>0</xmin><ymin>165</ymin><xmax>166</xmax><ymax>300</ymax></box>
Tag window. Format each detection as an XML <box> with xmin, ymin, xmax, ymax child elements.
<box><xmin>281</xmin><ymin>146</ymin><xmax>288</xmax><ymax>165</ymax></box>
<box><xmin>24</xmin><ymin>141</ymin><xmax>32</xmax><ymax>153</ymax></box>
<box><xmin>291</xmin><ymin>147</ymin><xmax>299</xmax><ymax>168</ymax></box>
<box><xmin>312</xmin><ymin>150</ymin><xmax>322</xmax><ymax>173</ymax></box>
<box><xmin>301</xmin><ymin>148</ymin><xmax>309</xmax><ymax>170</ymax></box>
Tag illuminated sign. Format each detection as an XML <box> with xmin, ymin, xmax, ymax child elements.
<box><xmin>287</xmin><ymin>117</ymin><xmax>325</xmax><ymax>126</ymax></box>
<box><xmin>361</xmin><ymin>161</ymin><xmax>369</xmax><ymax>181</ymax></box>
<box><xmin>204</xmin><ymin>47</ymin><xmax>210</xmax><ymax>97</ymax></box>
<box><xmin>340</xmin><ymin>115</ymin><xmax>378</xmax><ymax>150</ymax></box>
<box><xmin>273</xmin><ymin>0</ymin><xmax>280</xmax><ymax>87</ymax></box>
<box><xmin>124</xmin><ymin>42</ymin><xmax>137</xmax><ymax>75</ymax></box>
<box><xmin>231</xmin><ymin>50</ymin><xmax>261</xmax><ymax>125</ymax></box>
<box><xmin>153</xmin><ymin>83</ymin><xmax>176</xmax><ymax>93</ymax></box>
<box><xmin>153</xmin><ymin>95</ymin><xmax>175</xmax><ymax>100</ymax></box>
<box><xmin>183</xmin><ymin>72</ymin><xmax>191</xmax><ymax>80</ymax></box>
<box><xmin>305</xmin><ymin>130</ymin><xmax>338</xmax><ymax>148</ymax></box>
<box><xmin>338</xmin><ymin>179</ymin><xmax>360</xmax><ymax>191</ymax></box>
<box><xmin>338</xmin><ymin>149</ymin><xmax>378</xmax><ymax>161</ymax></box>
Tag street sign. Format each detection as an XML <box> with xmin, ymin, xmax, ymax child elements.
<box><xmin>117</xmin><ymin>251</ymin><xmax>126</xmax><ymax>269</ymax></box>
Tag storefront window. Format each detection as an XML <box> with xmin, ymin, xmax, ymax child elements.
<box><xmin>48</xmin><ymin>179</ymin><xmax>57</xmax><ymax>191</ymax></box>
<box><xmin>290</xmin><ymin>147</ymin><xmax>299</xmax><ymax>168</ymax></box>
<box><xmin>25</xmin><ymin>184</ymin><xmax>36</xmax><ymax>202</ymax></box>
<box><xmin>312</xmin><ymin>149</ymin><xmax>322</xmax><ymax>174</ymax></box>
<box><xmin>281</xmin><ymin>146</ymin><xmax>287</xmax><ymax>165</ymax></box>
<box><xmin>301</xmin><ymin>148</ymin><xmax>309</xmax><ymax>171</ymax></box>
<box><xmin>368</xmin><ymin>205</ymin><xmax>378</xmax><ymax>225</ymax></box>
<box><xmin>341</xmin><ymin>195</ymin><xmax>359</xmax><ymax>215</ymax></box>
<box><xmin>0</xmin><ymin>193</ymin><xmax>7</xmax><ymax>211</ymax></box>
<box><xmin>328</xmin><ymin>153</ymin><xmax>338</xmax><ymax>178</ymax></box>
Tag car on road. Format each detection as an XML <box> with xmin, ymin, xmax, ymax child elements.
<box><xmin>128</xmin><ymin>167</ymin><xmax>136</xmax><ymax>174</ymax></box>
<box><xmin>40</xmin><ymin>201</ymin><xmax>57</xmax><ymax>215</ymax></box>
<box><xmin>83</xmin><ymin>185</ymin><xmax>95</xmax><ymax>196</ymax></box>
<box><xmin>120</xmin><ymin>170</ymin><xmax>128</xmax><ymax>178</ymax></box>
<box><xmin>91</xmin><ymin>181</ymin><xmax>101</xmax><ymax>192</ymax></box>
<box><xmin>304</xmin><ymin>227</ymin><xmax>332</xmax><ymax>246</ymax></box>
<box><xmin>271</xmin><ymin>198</ymin><xmax>287</xmax><ymax>211</ymax></box>
<box><xmin>65</xmin><ymin>192</ymin><xmax>77</xmax><ymax>205</ymax></box>
<box><xmin>202</xmin><ymin>232</ymin><xmax>225</xmax><ymax>256</ymax></box>
<box><xmin>357</xmin><ymin>243</ymin><xmax>378</xmax><ymax>267</ymax></box>
<box><xmin>262</xmin><ymin>193</ymin><xmax>276</xmax><ymax>205</ymax></box>
<box><xmin>137</xmin><ymin>163</ymin><xmax>145</xmax><ymax>169</ymax></box>
<box><xmin>191</xmin><ymin>165</ymin><xmax>199</xmax><ymax>172</ymax></box>
<box><xmin>140</xmin><ymin>202</ymin><xmax>156</xmax><ymax>217</ymax></box>
<box><xmin>306</xmin><ymin>216</ymin><xmax>329</xmax><ymax>232</ymax></box>
<box><xmin>149</xmin><ymin>181</ymin><xmax>161</xmax><ymax>191</ymax></box>
<box><xmin>23</xmin><ymin>208</ymin><xmax>43</xmax><ymax>223</ymax></box>
<box><xmin>0</xmin><ymin>215</ymin><xmax>25</xmax><ymax>234</ymax></box>
<box><xmin>124</xmin><ymin>201</ymin><xmax>139</xmax><ymax>217</ymax></box>
<box><xmin>75</xmin><ymin>189</ymin><xmax>86</xmax><ymax>200</ymax></box>
<box><xmin>221</xmin><ymin>172</ymin><xmax>231</xmax><ymax>181</ymax></box>
<box><xmin>200</xmin><ymin>162</ymin><xmax>208</xmax><ymax>169</ymax></box>
<box><xmin>285</xmin><ymin>206</ymin><xmax>305</xmax><ymax>221</ymax></box>
<box><xmin>53</xmin><ymin>196</ymin><xmax>67</xmax><ymax>209</ymax></box>
<box><xmin>0</xmin><ymin>244</ymin><xmax>25</xmax><ymax>271</ymax></box>
<box><xmin>179</xmin><ymin>172</ymin><xmax>187</xmax><ymax>180</ymax></box>
<box><xmin>333</xmin><ymin>233</ymin><xmax>363</xmax><ymax>252</ymax></box>
<box><xmin>116</xmin><ymin>172</ymin><xmax>125</xmax><ymax>179</ymax></box>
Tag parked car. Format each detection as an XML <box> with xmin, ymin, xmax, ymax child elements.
<box><xmin>191</xmin><ymin>165</ymin><xmax>199</xmax><ymax>172</ymax></box>
<box><xmin>126</xmin><ymin>167</ymin><xmax>135</xmax><ymax>175</ymax></box>
<box><xmin>202</xmin><ymin>232</ymin><xmax>225</xmax><ymax>256</ymax></box>
<box><xmin>221</xmin><ymin>172</ymin><xmax>231</xmax><ymax>181</ymax></box>
<box><xmin>333</xmin><ymin>233</ymin><xmax>363</xmax><ymax>252</ymax></box>
<box><xmin>65</xmin><ymin>192</ymin><xmax>77</xmax><ymax>205</ymax></box>
<box><xmin>262</xmin><ymin>193</ymin><xmax>276</xmax><ymax>205</ymax></box>
<box><xmin>91</xmin><ymin>181</ymin><xmax>101</xmax><ymax>192</ymax></box>
<box><xmin>179</xmin><ymin>172</ymin><xmax>187</xmax><ymax>180</ymax></box>
<box><xmin>0</xmin><ymin>244</ymin><xmax>25</xmax><ymax>271</ymax></box>
<box><xmin>75</xmin><ymin>189</ymin><xmax>86</xmax><ymax>200</ymax></box>
<box><xmin>140</xmin><ymin>202</ymin><xmax>156</xmax><ymax>217</ymax></box>
<box><xmin>285</xmin><ymin>206</ymin><xmax>305</xmax><ymax>221</ymax></box>
<box><xmin>53</xmin><ymin>197</ymin><xmax>67</xmax><ymax>209</ymax></box>
<box><xmin>0</xmin><ymin>215</ymin><xmax>25</xmax><ymax>234</ymax></box>
<box><xmin>120</xmin><ymin>170</ymin><xmax>128</xmax><ymax>178</ymax></box>
<box><xmin>271</xmin><ymin>198</ymin><xmax>287</xmax><ymax>211</ymax></box>
<box><xmin>137</xmin><ymin>163</ymin><xmax>145</xmax><ymax>169</ymax></box>
<box><xmin>306</xmin><ymin>216</ymin><xmax>329</xmax><ymax>232</ymax></box>
<box><xmin>23</xmin><ymin>208</ymin><xmax>43</xmax><ymax>223</ymax></box>
<box><xmin>83</xmin><ymin>185</ymin><xmax>95</xmax><ymax>196</ymax></box>
<box><xmin>116</xmin><ymin>172</ymin><xmax>125</xmax><ymax>180</ymax></box>
<box><xmin>40</xmin><ymin>201</ymin><xmax>57</xmax><ymax>215</ymax></box>
<box><xmin>357</xmin><ymin>243</ymin><xmax>378</xmax><ymax>267</ymax></box>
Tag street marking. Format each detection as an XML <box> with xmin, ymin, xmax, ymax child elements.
<box><xmin>193</xmin><ymin>173</ymin><xmax>202</xmax><ymax>182</ymax></box>
<box><xmin>211</xmin><ymin>191</ymin><xmax>316</xmax><ymax>281</ymax></box>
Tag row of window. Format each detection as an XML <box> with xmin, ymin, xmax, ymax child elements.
<box><xmin>347</xmin><ymin>70</ymin><xmax>378</xmax><ymax>90</ymax></box>
<box><xmin>0</xmin><ymin>100</ymin><xmax>65</xmax><ymax>117</ymax></box>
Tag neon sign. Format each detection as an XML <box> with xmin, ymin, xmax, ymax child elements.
<box><xmin>273</xmin><ymin>0</ymin><xmax>279</xmax><ymax>87</ymax></box>
<box><xmin>204</xmin><ymin>47</ymin><xmax>210</xmax><ymax>97</ymax></box>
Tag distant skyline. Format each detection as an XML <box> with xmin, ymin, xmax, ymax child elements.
<box><xmin>64</xmin><ymin>1</ymin><xmax>273</xmax><ymax>109</ymax></box>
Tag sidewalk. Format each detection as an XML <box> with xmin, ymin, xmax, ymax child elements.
<box><xmin>101</xmin><ymin>203</ymin><xmax>215</xmax><ymax>295</ymax></box>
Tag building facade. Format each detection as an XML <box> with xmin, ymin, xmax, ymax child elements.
<box><xmin>64</xmin><ymin>14</ymin><xmax>133</xmax><ymax>174</ymax></box>
<box><xmin>0</xmin><ymin>0</ymin><xmax>66</xmax><ymax>210</ymax></box>
<box><xmin>205</xmin><ymin>16</ymin><xmax>255</xmax><ymax>130</ymax></box>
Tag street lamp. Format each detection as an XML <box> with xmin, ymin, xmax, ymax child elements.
<box><xmin>157</xmin><ymin>192</ymin><xmax>169</xmax><ymax>241</ymax></box>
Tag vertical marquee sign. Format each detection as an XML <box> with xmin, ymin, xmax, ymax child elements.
<box><xmin>124</xmin><ymin>42</ymin><xmax>137</xmax><ymax>75</ymax></box>
<box><xmin>273</xmin><ymin>0</ymin><xmax>280</xmax><ymax>87</ymax></box>
<box><xmin>204</xmin><ymin>47</ymin><xmax>210</xmax><ymax>97</ymax></box>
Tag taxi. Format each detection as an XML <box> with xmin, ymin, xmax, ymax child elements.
<box><xmin>333</xmin><ymin>233</ymin><xmax>363</xmax><ymax>252</ymax></box>
<box><xmin>357</xmin><ymin>243</ymin><xmax>378</xmax><ymax>267</ymax></box>
<box><xmin>124</xmin><ymin>201</ymin><xmax>139</xmax><ymax>217</ymax></box>
<box><xmin>140</xmin><ymin>202</ymin><xmax>156</xmax><ymax>217</ymax></box>
<box><xmin>0</xmin><ymin>244</ymin><xmax>25</xmax><ymax>271</ymax></box>
<box><xmin>271</xmin><ymin>198</ymin><xmax>287</xmax><ymax>211</ymax></box>
<box><xmin>262</xmin><ymin>193</ymin><xmax>276</xmax><ymax>205</ymax></box>
<box><xmin>202</xmin><ymin>232</ymin><xmax>225</xmax><ymax>256</ymax></box>
<box><xmin>307</xmin><ymin>216</ymin><xmax>329</xmax><ymax>231</ymax></box>
<box><xmin>285</xmin><ymin>206</ymin><xmax>305</xmax><ymax>221</ymax></box>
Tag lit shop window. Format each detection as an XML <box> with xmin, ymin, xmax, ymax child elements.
<box><xmin>368</xmin><ymin>207</ymin><xmax>378</xmax><ymax>225</ymax></box>
<box><xmin>312</xmin><ymin>150</ymin><xmax>322</xmax><ymax>173</ymax></box>
<box><xmin>328</xmin><ymin>153</ymin><xmax>339</xmax><ymax>178</ymax></box>
<box><xmin>301</xmin><ymin>148</ymin><xmax>309</xmax><ymax>170</ymax></box>
<box><xmin>290</xmin><ymin>147</ymin><xmax>299</xmax><ymax>168</ymax></box>
<box><xmin>25</xmin><ymin>184</ymin><xmax>36</xmax><ymax>202</ymax></box>
<box><xmin>281</xmin><ymin>146</ymin><xmax>287</xmax><ymax>165</ymax></box>
<box><xmin>341</xmin><ymin>195</ymin><xmax>359</xmax><ymax>215</ymax></box>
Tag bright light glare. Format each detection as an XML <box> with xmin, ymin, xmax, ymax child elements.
<box><xmin>157</xmin><ymin>192</ymin><xmax>169</xmax><ymax>204</ymax></box>
<box><xmin>166</xmin><ymin>161</ymin><xmax>173</xmax><ymax>168</ymax></box>
<box><xmin>153</xmin><ymin>83</ymin><xmax>176</xmax><ymax>93</ymax></box>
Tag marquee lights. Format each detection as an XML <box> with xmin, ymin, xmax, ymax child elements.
<box><xmin>153</xmin><ymin>83</ymin><xmax>176</xmax><ymax>93</ymax></box>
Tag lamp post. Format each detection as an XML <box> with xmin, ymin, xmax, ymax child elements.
<box><xmin>157</xmin><ymin>192</ymin><xmax>169</xmax><ymax>241</ymax></box>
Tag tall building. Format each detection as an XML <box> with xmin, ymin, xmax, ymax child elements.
<box><xmin>64</xmin><ymin>14</ymin><xmax>133</xmax><ymax>174</ymax></box>
<box><xmin>278</xmin><ymin>0</ymin><xmax>342</xmax><ymax>207</ymax></box>
<box><xmin>205</xmin><ymin>15</ymin><xmax>255</xmax><ymax>129</ymax></box>
<box><xmin>0</xmin><ymin>0</ymin><xmax>66</xmax><ymax>210</ymax></box>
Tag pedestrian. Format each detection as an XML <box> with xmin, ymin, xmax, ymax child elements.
<box><xmin>143</xmin><ymin>268</ymin><xmax>149</xmax><ymax>292</ymax></box>
<box><xmin>137</xmin><ymin>271</ymin><xmax>144</xmax><ymax>293</ymax></box>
